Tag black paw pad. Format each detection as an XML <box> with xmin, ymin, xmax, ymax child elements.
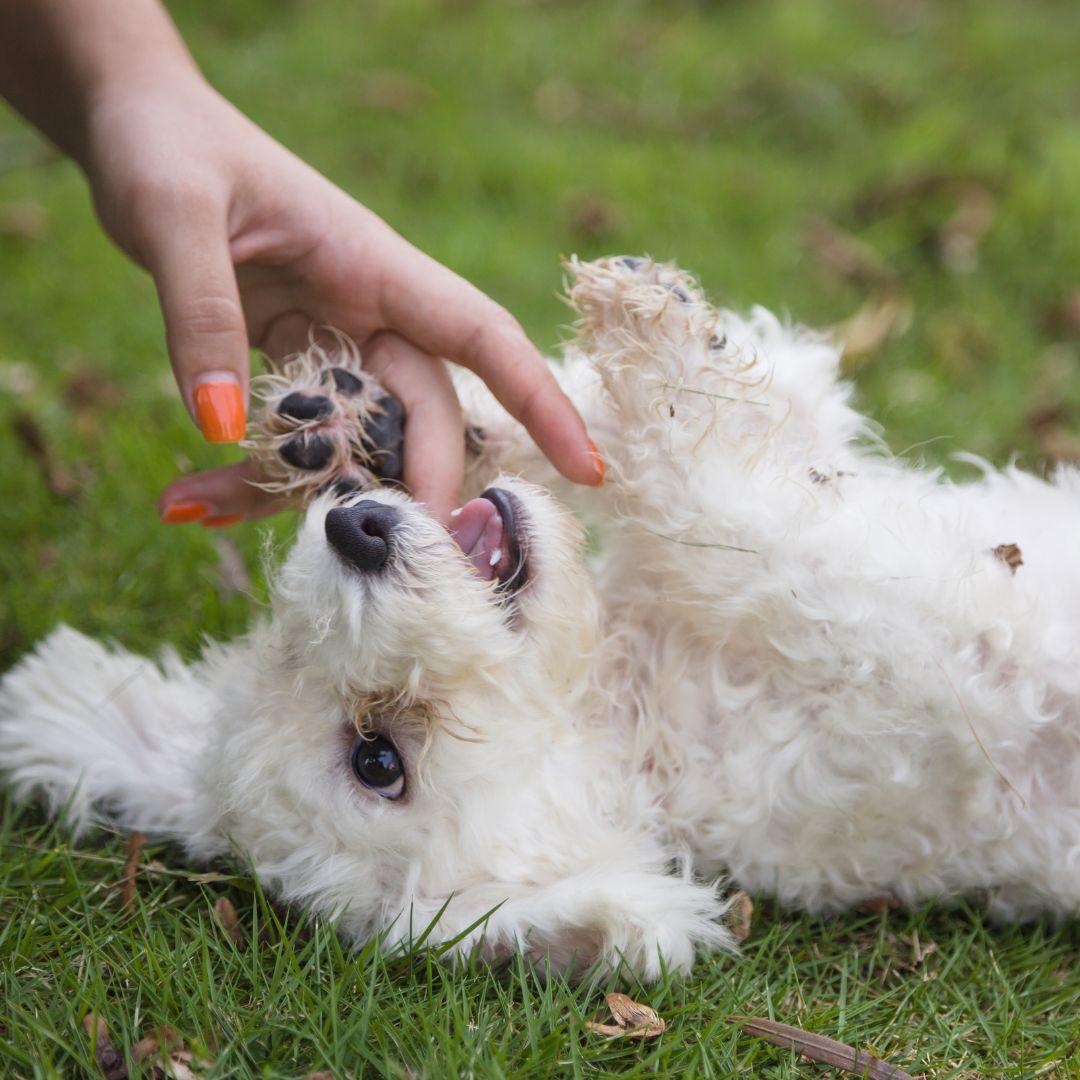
<box><xmin>281</xmin><ymin>432</ymin><xmax>334</xmax><ymax>471</ymax></box>
<box><xmin>365</xmin><ymin>392</ymin><xmax>405</xmax><ymax>481</ymax></box>
<box><xmin>324</xmin><ymin>367</ymin><xmax>365</xmax><ymax>396</ymax></box>
<box><xmin>279</xmin><ymin>391</ymin><xmax>334</xmax><ymax>422</ymax></box>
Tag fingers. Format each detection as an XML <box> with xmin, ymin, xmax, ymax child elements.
<box><xmin>141</xmin><ymin>196</ymin><xmax>250</xmax><ymax>443</ymax></box>
<box><xmin>158</xmin><ymin>459</ymin><xmax>287</xmax><ymax>526</ymax></box>
<box><xmin>363</xmin><ymin>332</ymin><xmax>464</xmax><ymax>526</ymax></box>
<box><xmin>373</xmin><ymin>243</ymin><xmax>603</xmax><ymax>488</ymax></box>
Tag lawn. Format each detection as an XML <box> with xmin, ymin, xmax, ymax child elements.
<box><xmin>2</xmin><ymin>0</ymin><xmax>1080</xmax><ymax>1074</ymax></box>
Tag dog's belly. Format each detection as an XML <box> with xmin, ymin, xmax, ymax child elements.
<box><xmin>616</xmin><ymin>607</ymin><xmax>1080</xmax><ymax>915</ymax></box>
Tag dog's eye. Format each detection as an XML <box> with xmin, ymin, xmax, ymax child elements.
<box><xmin>350</xmin><ymin>734</ymin><xmax>405</xmax><ymax>800</ymax></box>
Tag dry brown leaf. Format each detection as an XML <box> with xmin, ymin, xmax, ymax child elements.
<box><xmin>12</xmin><ymin>411</ymin><xmax>80</xmax><ymax>500</ymax></box>
<box><xmin>120</xmin><ymin>831</ymin><xmax>145</xmax><ymax>911</ymax></box>
<box><xmin>82</xmin><ymin>1013</ymin><xmax>128</xmax><ymax>1080</ymax></box>
<box><xmin>939</xmin><ymin>185</ymin><xmax>996</xmax><ymax>273</ymax></box>
<box><xmin>0</xmin><ymin>199</ymin><xmax>47</xmax><ymax>240</ymax></box>
<box><xmin>213</xmin><ymin>536</ymin><xmax>252</xmax><ymax>599</ymax></box>
<box><xmin>354</xmin><ymin>70</ymin><xmax>432</xmax><ymax>116</ymax></box>
<box><xmin>860</xmin><ymin>893</ymin><xmax>902</xmax><ymax>915</ymax></box>
<box><xmin>566</xmin><ymin>194</ymin><xmax>621</xmax><ymax>240</ymax></box>
<box><xmin>150</xmin><ymin>1048</ymin><xmax>211</xmax><ymax>1080</ymax></box>
<box><xmin>131</xmin><ymin>1027</ymin><xmax>182</xmax><ymax>1065</ymax></box>
<box><xmin>803</xmin><ymin>219</ymin><xmax>899</xmax><ymax>292</ymax></box>
<box><xmin>213</xmin><ymin>896</ymin><xmax>246</xmax><ymax>948</ymax></box>
<box><xmin>729</xmin><ymin>1016</ymin><xmax>914</xmax><ymax>1079</ymax></box>
<box><xmin>836</xmin><ymin>292</ymin><xmax>913</xmax><ymax>371</ymax></box>
<box><xmin>852</xmin><ymin>170</ymin><xmax>969</xmax><ymax>221</ymax></box>
<box><xmin>63</xmin><ymin>362</ymin><xmax>125</xmax><ymax>412</ymax></box>
<box><xmin>585</xmin><ymin>992</ymin><xmax>666</xmax><ymax>1039</ymax></box>
<box><xmin>993</xmin><ymin>543</ymin><xmax>1022</xmax><ymax>575</ymax></box>
<box><xmin>726</xmin><ymin>889</ymin><xmax>753</xmax><ymax>943</ymax></box>
<box><xmin>1043</xmin><ymin>291</ymin><xmax>1080</xmax><ymax>339</ymax></box>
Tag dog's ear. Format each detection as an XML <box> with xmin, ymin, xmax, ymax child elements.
<box><xmin>0</xmin><ymin>626</ymin><xmax>219</xmax><ymax>851</ymax></box>
<box><xmin>391</xmin><ymin>866</ymin><xmax>735</xmax><ymax>980</ymax></box>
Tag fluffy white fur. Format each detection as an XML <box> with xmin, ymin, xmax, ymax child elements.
<box><xmin>4</xmin><ymin>255</ymin><xmax>1080</xmax><ymax>978</ymax></box>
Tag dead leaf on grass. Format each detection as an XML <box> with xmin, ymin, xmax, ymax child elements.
<box><xmin>119</xmin><ymin>831</ymin><xmax>145</xmax><ymax>911</ymax></box>
<box><xmin>585</xmin><ymin>992</ymin><xmax>666</xmax><ymax>1039</ymax></box>
<box><xmin>82</xmin><ymin>1012</ymin><xmax>128</xmax><ymax>1080</ymax></box>
<box><xmin>0</xmin><ymin>200</ymin><xmax>47</xmax><ymax>240</ymax></box>
<box><xmin>131</xmin><ymin>1027</ymin><xmax>183</xmax><ymax>1064</ymax></box>
<box><xmin>726</xmin><ymin>889</ymin><xmax>753</xmax><ymax>943</ymax></box>
<box><xmin>835</xmin><ymin>291</ymin><xmax>913</xmax><ymax>371</ymax></box>
<box><xmin>992</xmin><ymin>543</ymin><xmax>1022</xmax><ymax>575</ymax></box>
<box><xmin>566</xmin><ymin>194</ymin><xmax>621</xmax><ymax>240</ymax></box>
<box><xmin>213</xmin><ymin>896</ymin><xmax>246</xmax><ymax>948</ymax></box>
<box><xmin>1042</xmin><ymin>291</ymin><xmax>1080</xmax><ymax>339</ymax></box>
<box><xmin>939</xmin><ymin>184</ymin><xmax>996</xmax><ymax>273</ymax></box>
<box><xmin>860</xmin><ymin>894</ymin><xmax>902</xmax><ymax>915</ymax></box>
<box><xmin>12</xmin><ymin>411</ymin><xmax>80</xmax><ymax>500</ymax></box>
<box><xmin>354</xmin><ymin>70</ymin><xmax>433</xmax><ymax>116</ymax></box>
<box><xmin>803</xmin><ymin>218</ymin><xmax>899</xmax><ymax>292</ymax></box>
<box><xmin>729</xmin><ymin>1016</ymin><xmax>914</xmax><ymax>1078</ymax></box>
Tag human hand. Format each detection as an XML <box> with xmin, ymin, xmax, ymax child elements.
<box><xmin>82</xmin><ymin>76</ymin><xmax>602</xmax><ymax>525</ymax></box>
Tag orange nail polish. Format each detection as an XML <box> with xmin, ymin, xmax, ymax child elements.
<box><xmin>587</xmin><ymin>439</ymin><xmax>606</xmax><ymax>486</ymax></box>
<box><xmin>161</xmin><ymin>501</ymin><xmax>209</xmax><ymax>524</ymax></box>
<box><xmin>201</xmin><ymin>514</ymin><xmax>244</xmax><ymax>528</ymax></box>
<box><xmin>194</xmin><ymin>381</ymin><xmax>246</xmax><ymax>443</ymax></box>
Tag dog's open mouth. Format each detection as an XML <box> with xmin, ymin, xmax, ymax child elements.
<box><xmin>451</xmin><ymin>487</ymin><xmax>529</xmax><ymax>596</ymax></box>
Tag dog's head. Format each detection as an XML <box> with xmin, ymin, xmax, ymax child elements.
<box><xmin>199</xmin><ymin>477</ymin><xmax>727</xmax><ymax>976</ymax></box>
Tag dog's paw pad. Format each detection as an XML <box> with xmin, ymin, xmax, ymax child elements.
<box><xmin>245</xmin><ymin>345</ymin><xmax>406</xmax><ymax>505</ymax></box>
<box><xmin>278</xmin><ymin>391</ymin><xmax>335</xmax><ymax>422</ymax></box>
<box><xmin>324</xmin><ymin>367</ymin><xmax>366</xmax><ymax>396</ymax></box>
<box><xmin>363</xmin><ymin>392</ymin><xmax>405</xmax><ymax>481</ymax></box>
<box><xmin>280</xmin><ymin>431</ymin><xmax>335</xmax><ymax>471</ymax></box>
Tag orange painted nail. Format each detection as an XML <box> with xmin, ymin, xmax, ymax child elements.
<box><xmin>161</xmin><ymin>501</ymin><xmax>209</xmax><ymax>524</ymax></box>
<box><xmin>194</xmin><ymin>381</ymin><xmax>246</xmax><ymax>442</ymax></box>
<box><xmin>201</xmin><ymin>514</ymin><xmax>244</xmax><ymax>528</ymax></box>
<box><xmin>587</xmin><ymin>439</ymin><xmax>606</xmax><ymax>486</ymax></box>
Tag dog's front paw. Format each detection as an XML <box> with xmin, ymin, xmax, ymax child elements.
<box><xmin>244</xmin><ymin>341</ymin><xmax>404</xmax><ymax>505</ymax></box>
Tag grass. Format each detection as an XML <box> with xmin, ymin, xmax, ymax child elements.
<box><xmin>2</xmin><ymin>0</ymin><xmax>1080</xmax><ymax>1074</ymax></box>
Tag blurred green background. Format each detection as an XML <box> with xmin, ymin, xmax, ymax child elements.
<box><xmin>2</xmin><ymin>0</ymin><xmax>1080</xmax><ymax>1074</ymax></box>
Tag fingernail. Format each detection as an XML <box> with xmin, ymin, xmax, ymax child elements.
<box><xmin>194</xmin><ymin>379</ymin><xmax>246</xmax><ymax>443</ymax></box>
<box><xmin>161</xmin><ymin>501</ymin><xmax>209</xmax><ymax>524</ymax></box>
<box><xmin>201</xmin><ymin>514</ymin><xmax>244</xmax><ymax>528</ymax></box>
<box><xmin>587</xmin><ymin>439</ymin><xmax>605</xmax><ymax>486</ymax></box>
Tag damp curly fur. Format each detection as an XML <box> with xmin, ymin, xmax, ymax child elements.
<box><xmin>5</xmin><ymin>256</ymin><xmax>1080</xmax><ymax>979</ymax></box>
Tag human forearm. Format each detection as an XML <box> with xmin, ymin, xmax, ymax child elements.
<box><xmin>0</xmin><ymin>0</ymin><xmax>199</xmax><ymax>165</ymax></box>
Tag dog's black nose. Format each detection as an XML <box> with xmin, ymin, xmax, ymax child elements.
<box><xmin>325</xmin><ymin>501</ymin><xmax>400</xmax><ymax>573</ymax></box>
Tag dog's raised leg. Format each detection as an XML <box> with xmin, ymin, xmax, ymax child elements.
<box><xmin>559</xmin><ymin>256</ymin><xmax>873</xmax><ymax>596</ymax></box>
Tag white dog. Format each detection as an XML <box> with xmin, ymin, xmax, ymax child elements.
<box><xmin>3</xmin><ymin>256</ymin><xmax>1080</xmax><ymax>978</ymax></box>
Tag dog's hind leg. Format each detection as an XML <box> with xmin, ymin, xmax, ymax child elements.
<box><xmin>0</xmin><ymin>626</ymin><xmax>218</xmax><ymax>849</ymax></box>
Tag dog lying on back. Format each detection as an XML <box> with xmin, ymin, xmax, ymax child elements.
<box><xmin>4</xmin><ymin>257</ymin><xmax>1080</xmax><ymax>978</ymax></box>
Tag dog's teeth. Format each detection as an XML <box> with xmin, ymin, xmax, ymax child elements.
<box><xmin>489</xmin><ymin>548</ymin><xmax>502</xmax><ymax>568</ymax></box>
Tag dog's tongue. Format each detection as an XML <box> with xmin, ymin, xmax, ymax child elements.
<box><xmin>451</xmin><ymin>497</ymin><xmax>512</xmax><ymax>582</ymax></box>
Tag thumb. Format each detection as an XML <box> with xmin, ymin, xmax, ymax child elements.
<box><xmin>144</xmin><ymin>204</ymin><xmax>250</xmax><ymax>442</ymax></box>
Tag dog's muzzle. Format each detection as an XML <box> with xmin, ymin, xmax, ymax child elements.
<box><xmin>325</xmin><ymin>501</ymin><xmax>400</xmax><ymax>573</ymax></box>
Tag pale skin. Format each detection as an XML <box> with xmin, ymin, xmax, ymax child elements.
<box><xmin>0</xmin><ymin>0</ymin><xmax>603</xmax><ymax>526</ymax></box>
